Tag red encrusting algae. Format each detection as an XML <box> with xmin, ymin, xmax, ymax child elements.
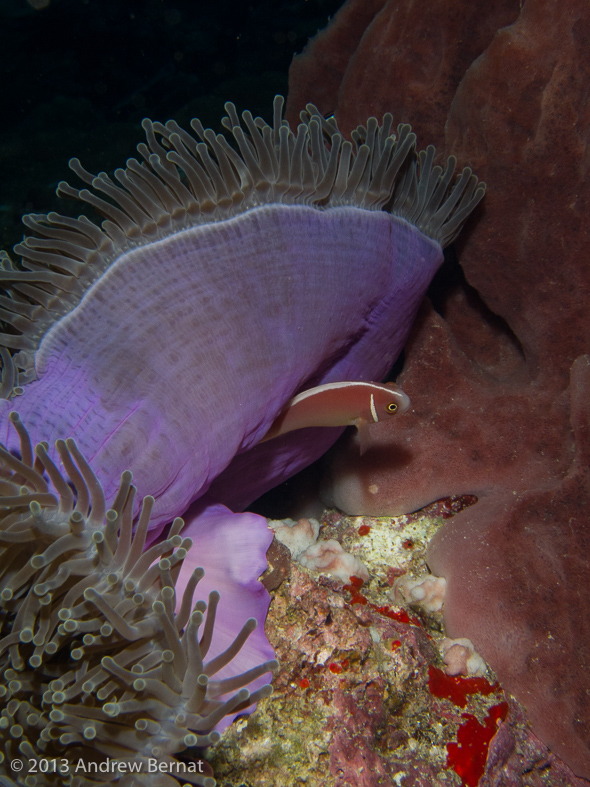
<box><xmin>343</xmin><ymin>578</ymin><xmax>422</xmax><ymax>624</ymax></box>
<box><xmin>343</xmin><ymin>576</ymin><xmax>369</xmax><ymax>606</ymax></box>
<box><xmin>375</xmin><ymin>604</ymin><xmax>413</xmax><ymax>625</ymax></box>
<box><xmin>348</xmin><ymin>576</ymin><xmax>365</xmax><ymax>589</ymax></box>
<box><xmin>428</xmin><ymin>665</ymin><xmax>500</xmax><ymax>708</ymax></box>
<box><xmin>446</xmin><ymin>702</ymin><xmax>509</xmax><ymax>786</ymax></box>
<box><xmin>428</xmin><ymin>665</ymin><xmax>507</xmax><ymax>785</ymax></box>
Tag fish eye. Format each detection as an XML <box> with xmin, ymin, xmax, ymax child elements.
<box><xmin>386</xmin><ymin>402</ymin><xmax>398</xmax><ymax>414</ymax></box>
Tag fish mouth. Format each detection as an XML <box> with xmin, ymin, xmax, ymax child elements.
<box><xmin>396</xmin><ymin>392</ymin><xmax>411</xmax><ymax>415</ymax></box>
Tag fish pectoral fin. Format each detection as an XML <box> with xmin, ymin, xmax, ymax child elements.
<box><xmin>356</xmin><ymin>418</ymin><xmax>371</xmax><ymax>456</ymax></box>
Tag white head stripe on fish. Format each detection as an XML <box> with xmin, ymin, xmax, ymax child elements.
<box><xmin>370</xmin><ymin>393</ymin><xmax>378</xmax><ymax>423</ymax></box>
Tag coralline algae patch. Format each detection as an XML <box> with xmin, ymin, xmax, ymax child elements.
<box><xmin>206</xmin><ymin>501</ymin><xmax>512</xmax><ymax>787</ymax></box>
<box><xmin>320</xmin><ymin>506</ymin><xmax>446</xmax><ymax>588</ymax></box>
<box><xmin>318</xmin><ymin>496</ymin><xmax>476</xmax><ymax>624</ymax></box>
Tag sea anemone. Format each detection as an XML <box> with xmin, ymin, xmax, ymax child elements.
<box><xmin>0</xmin><ymin>98</ymin><xmax>484</xmax><ymax>780</ymax></box>
<box><xmin>0</xmin><ymin>413</ymin><xmax>277</xmax><ymax>786</ymax></box>
<box><xmin>0</xmin><ymin>96</ymin><xmax>484</xmax><ymax>526</ymax></box>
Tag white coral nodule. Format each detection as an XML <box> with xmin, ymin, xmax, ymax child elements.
<box><xmin>0</xmin><ymin>412</ymin><xmax>277</xmax><ymax>786</ymax></box>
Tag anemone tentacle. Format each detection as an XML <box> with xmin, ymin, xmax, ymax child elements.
<box><xmin>0</xmin><ymin>414</ymin><xmax>277</xmax><ymax>786</ymax></box>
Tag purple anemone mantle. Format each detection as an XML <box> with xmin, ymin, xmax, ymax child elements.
<box><xmin>0</xmin><ymin>98</ymin><xmax>483</xmax><ymax>528</ymax></box>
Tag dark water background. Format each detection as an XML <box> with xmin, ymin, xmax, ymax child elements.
<box><xmin>0</xmin><ymin>0</ymin><xmax>345</xmax><ymax>250</ymax></box>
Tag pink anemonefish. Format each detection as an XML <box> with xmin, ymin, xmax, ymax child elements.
<box><xmin>261</xmin><ymin>381</ymin><xmax>410</xmax><ymax>453</ymax></box>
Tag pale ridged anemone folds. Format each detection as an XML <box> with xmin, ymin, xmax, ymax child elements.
<box><xmin>0</xmin><ymin>413</ymin><xmax>277</xmax><ymax>786</ymax></box>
